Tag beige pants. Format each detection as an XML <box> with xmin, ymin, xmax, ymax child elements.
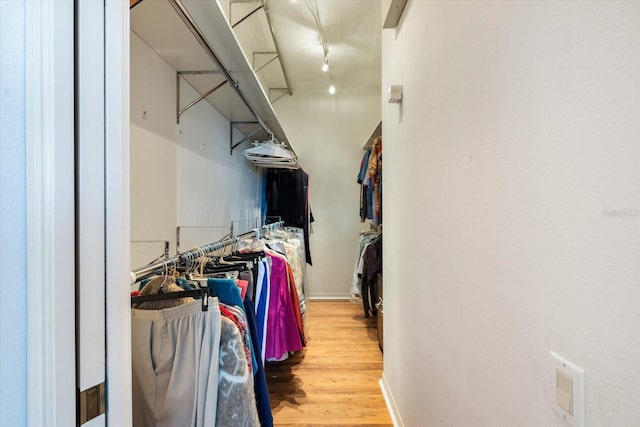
<box><xmin>132</xmin><ymin>297</ymin><xmax>221</xmax><ymax>427</ymax></box>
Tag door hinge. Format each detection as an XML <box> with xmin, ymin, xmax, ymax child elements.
<box><xmin>78</xmin><ymin>382</ymin><xmax>106</xmax><ymax>424</ymax></box>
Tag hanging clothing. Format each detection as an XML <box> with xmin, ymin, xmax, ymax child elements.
<box><xmin>133</xmin><ymin>276</ymin><xmax>191</xmax><ymax>309</ymax></box>
<box><xmin>265</xmin><ymin>168</ymin><xmax>314</xmax><ymax>265</ymax></box>
<box><xmin>220</xmin><ymin>303</ymin><xmax>254</xmax><ymax>376</ymax></box>
<box><xmin>240</xmin><ymin>270</ymin><xmax>255</xmax><ymax>304</ymax></box>
<box><xmin>255</xmin><ymin>258</ymin><xmax>271</xmax><ymax>365</ymax></box>
<box><xmin>131</xmin><ymin>298</ymin><xmax>222</xmax><ymax>427</ymax></box>
<box><xmin>286</xmin><ymin>262</ymin><xmax>306</xmax><ymax>345</ymax></box>
<box><xmin>360</xmin><ymin>235</ymin><xmax>382</xmax><ymax>318</ymax></box>
<box><xmin>208</xmin><ymin>278</ymin><xmax>258</xmax><ymax>375</ymax></box>
<box><xmin>358</xmin><ymin>147</ymin><xmax>374</xmax><ymax>222</ymax></box>
<box><xmin>352</xmin><ymin>231</ymin><xmax>380</xmax><ymax>297</ymax></box>
<box><xmin>243</xmin><ymin>296</ymin><xmax>274</xmax><ymax>427</ymax></box>
<box><xmin>130</xmin><ymin>224</ymin><xmax>306</xmax><ymax>427</ymax></box>
<box><xmin>265</xmin><ymin>253</ymin><xmax>304</xmax><ymax>361</ymax></box>
<box><xmin>262</xmin><ymin>227</ymin><xmax>308</xmax><ymax>315</ymax></box>
<box><xmin>368</xmin><ymin>136</ymin><xmax>383</xmax><ymax>226</ymax></box>
<box><xmin>216</xmin><ymin>316</ymin><xmax>260</xmax><ymax>427</ymax></box>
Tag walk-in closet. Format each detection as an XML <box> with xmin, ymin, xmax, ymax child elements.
<box><xmin>129</xmin><ymin>0</ymin><xmax>387</xmax><ymax>425</ymax></box>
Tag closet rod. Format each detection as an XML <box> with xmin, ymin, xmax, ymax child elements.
<box><xmin>169</xmin><ymin>0</ymin><xmax>273</xmax><ymax>137</ymax></box>
<box><xmin>130</xmin><ymin>221</ymin><xmax>285</xmax><ymax>284</ymax></box>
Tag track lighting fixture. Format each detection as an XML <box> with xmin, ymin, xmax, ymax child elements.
<box><xmin>321</xmin><ymin>49</ymin><xmax>329</xmax><ymax>72</ymax></box>
<box><xmin>306</xmin><ymin>1</ymin><xmax>336</xmax><ymax>95</ymax></box>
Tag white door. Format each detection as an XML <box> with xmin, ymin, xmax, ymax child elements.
<box><xmin>76</xmin><ymin>0</ymin><xmax>131</xmax><ymax>425</ymax></box>
<box><xmin>76</xmin><ymin>0</ymin><xmax>107</xmax><ymax>424</ymax></box>
<box><xmin>25</xmin><ymin>0</ymin><xmax>129</xmax><ymax>425</ymax></box>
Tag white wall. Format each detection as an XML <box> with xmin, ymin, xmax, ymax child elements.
<box><xmin>130</xmin><ymin>33</ymin><xmax>179</xmax><ymax>267</ymax></box>
<box><xmin>382</xmin><ymin>2</ymin><xmax>640</xmax><ymax>426</ymax></box>
<box><xmin>274</xmin><ymin>89</ymin><xmax>380</xmax><ymax>298</ymax></box>
<box><xmin>0</xmin><ymin>2</ymin><xmax>27</xmax><ymax>425</ymax></box>
<box><xmin>176</xmin><ymin>86</ymin><xmax>262</xmax><ymax>245</ymax></box>
<box><xmin>130</xmin><ymin>32</ymin><xmax>261</xmax><ymax>268</ymax></box>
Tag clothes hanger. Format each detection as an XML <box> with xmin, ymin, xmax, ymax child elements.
<box><xmin>242</xmin><ymin>129</ymin><xmax>300</xmax><ymax>169</ymax></box>
<box><xmin>192</xmin><ymin>247</ymin><xmax>211</xmax><ymax>288</ymax></box>
<box><xmin>158</xmin><ymin>260</ymin><xmax>169</xmax><ymax>292</ymax></box>
<box><xmin>251</xmin><ymin>227</ymin><xmax>266</xmax><ymax>251</ymax></box>
<box><xmin>131</xmin><ymin>258</ymin><xmax>213</xmax><ymax>311</ymax></box>
<box><xmin>168</xmin><ymin>257</ymin><xmax>179</xmax><ymax>280</ymax></box>
<box><xmin>131</xmin><ymin>287</ymin><xmax>212</xmax><ymax>311</ymax></box>
<box><xmin>186</xmin><ymin>251</ymin><xmax>197</xmax><ymax>275</ymax></box>
<box><xmin>243</xmin><ymin>136</ymin><xmax>295</xmax><ymax>159</ymax></box>
<box><xmin>198</xmin><ymin>247</ymin><xmax>207</xmax><ymax>278</ymax></box>
<box><xmin>203</xmin><ymin>244</ymin><xmax>250</xmax><ymax>272</ymax></box>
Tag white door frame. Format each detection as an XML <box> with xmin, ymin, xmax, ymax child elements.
<box><xmin>25</xmin><ymin>1</ymin><xmax>131</xmax><ymax>425</ymax></box>
<box><xmin>105</xmin><ymin>1</ymin><xmax>132</xmax><ymax>426</ymax></box>
<box><xmin>26</xmin><ymin>1</ymin><xmax>76</xmax><ymax>425</ymax></box>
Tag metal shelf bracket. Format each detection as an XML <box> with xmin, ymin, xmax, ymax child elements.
<box><xmin>176</xmin><ymin>71</ymin><xmax>228</xmax><ymax>124</ymax></box>
<box><xmin>230</xmin><ymin>120</ymin><xmax>261</xmax><ymax>155</ymax></box>
<box><xmin>231</xmin><ymin>4</ymin><xmax>264</xmax><ymax>28</ymax></box>
<box><xmin>253</xmin><ymin>51</ymin><xmax>278</xmax><ymax>73</ymax></box>
<box><xmin>228</xmin><ymin>0</ymin><xmax>293</xmax><ymax>100</ymax></box>
<box><xmin>269</xmin><ymin>88</ymin><xmax>289</xmax><ymax>104</ymax></box>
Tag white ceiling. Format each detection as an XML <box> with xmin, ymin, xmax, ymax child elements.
<box><xmin>129</xmin><ymin>0</ymin><xmax>382</xmax><ymax>143</ymax></box>
<box><xmin>228</xmin><ymin>0</ymin><xmax>382</xmax><ymax>94</ymax></box>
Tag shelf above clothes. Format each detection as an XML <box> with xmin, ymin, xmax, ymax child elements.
<box><xmin>130</xmin><ymin>0</ymin><xmax>295</xmax><ymax>155</ymax></box>
<box><xmin>228</xmin><ymin>0</ymin><xmax>292</xmax><ymax>104</ymax></box>
<box><xmin>363</xmin><ymin>121</ymin><xmax>382</xmax><ymax>150</ymax></box>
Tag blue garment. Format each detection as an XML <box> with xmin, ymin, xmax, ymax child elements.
<box><xmin>357</xmin><ymin>148</ymin><xmax>371</xmax><ymax>184</ymax></box>
<box><xmin>138</xmin><ymin>277</ymin><xmax>152</xmax><ymax>291</ymax></box>
<box><xmin>371</xmin><ymin>179</ymin><xmax>380</xmax><ymax>225</ymax></box>
<box><xmin>255</xmin><ymin>260</ymin><xmax>270</xmax><ymax>364</ymax></box>
<box><xmin>207</xmin><ymin>278</ymin><xmax>258</xmax><ymax>376</ymax></box>
<box><xmin>358</xmin><ymin>148</ymin><xmax>374</xmax><ymax>220</ymax></box>
<box><xmin>365</xmin><ymin>184</ymin><xmax>374</xmax><ymax>220</ymax></box>
<box><xmin>175</xmin><ymin>278</ymin><xmax>195</xmax><ymax>291</ymax></box>
<box><xmin>244</xmin><ymin>296</ymin><xmax>274</xmax><ymax>427</ymax></box>
<box><xmin>207</xmin><ymin>278</ymin><xmax>244</xmax><ymax>308</ymax></box>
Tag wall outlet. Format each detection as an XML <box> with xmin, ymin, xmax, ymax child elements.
<box><xmin>550</xmin><ymin>351</ymin><xmax>585</xmax><ymax>427</ymax></box>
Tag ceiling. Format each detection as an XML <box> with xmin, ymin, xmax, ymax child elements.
<box><xmin>129</xmin><ymin>0</ymin><xmax>382</xmax><ymax>145</ymax></box>
<box><xmin>228</xmin><ymin>0</ymin><xmax>382</xmax><ymax>95</ymax></box>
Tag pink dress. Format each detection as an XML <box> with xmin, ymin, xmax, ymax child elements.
<box><xmin>265</xmin><ymin>253</ymin><xmax>303</xmax><ymax>360</ymax></box>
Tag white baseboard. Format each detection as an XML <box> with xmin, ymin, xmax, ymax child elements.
<box><xmin>380</xmin><ymin>373</ymin><xmax>404</xmax><ymax>427</ymax></box>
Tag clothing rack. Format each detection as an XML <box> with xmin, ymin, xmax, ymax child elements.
<box><xmin>130</xmin><ymin>221</ymin><xmax>285</xmax><ymax>284</ymax></box>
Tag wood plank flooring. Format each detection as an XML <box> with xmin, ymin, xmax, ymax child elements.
<box><xmin>265</xmin><ymin>300</ymin><xmax>392</xmax><ymax>426</ymax></box>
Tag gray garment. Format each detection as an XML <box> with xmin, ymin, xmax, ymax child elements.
<box><xmin>217</xmin><ymin>316</ymin><xmax>260</xmax><ymax>427</ymax></box>
<box><xmin>132</xmin><ymin>298</ymin><xmax>221</xmax><ymax>427</ymax></box>
<box><xmin>240</xmin><ymin>270</ymin><xmax>254</xmax><ymax>301</ymax></box>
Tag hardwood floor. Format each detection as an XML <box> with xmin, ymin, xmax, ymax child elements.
<box><xmin>265</xmin><ymin>300</ymin><xmax>392</xmax><ymax>426</ymax></box>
